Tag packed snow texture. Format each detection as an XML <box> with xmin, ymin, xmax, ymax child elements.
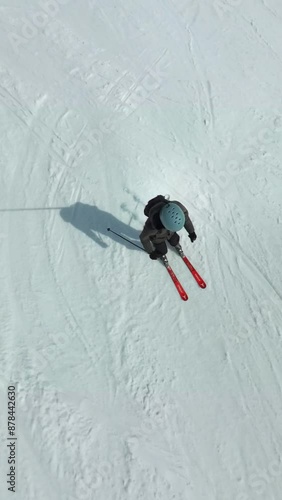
<box><xmin>1</xmin><ymin>0</ymin><xmax>282</xmax><ymax>499</ymax></box>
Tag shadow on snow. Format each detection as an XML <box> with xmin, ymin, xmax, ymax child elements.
<box><xmin>60</xmin><ymin>202</ymin><xmax>142</xmax><ymax>251</ymax></box>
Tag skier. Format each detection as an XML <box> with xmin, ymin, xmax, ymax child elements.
<box><xmin>140</xmin><ymin>195</ymin><xmax>197</xmax><ymax>260</ymax></box>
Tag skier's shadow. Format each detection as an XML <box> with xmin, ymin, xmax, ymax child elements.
<box><xmin>60</xmin><ymin>202</ymin><xmax>142</xmax><ymax>251</ymax></box>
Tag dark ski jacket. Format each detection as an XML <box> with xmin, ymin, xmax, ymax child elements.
<box><xmin>140</xmin><ymin>197</ymin><xmax>195</xmax><ymax>254</ymax></box>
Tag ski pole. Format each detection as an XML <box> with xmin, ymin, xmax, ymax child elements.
<box><xmin>107</xmin><ymin>227</ymin><xmax>145</xmax><ymax>251</ymax></box>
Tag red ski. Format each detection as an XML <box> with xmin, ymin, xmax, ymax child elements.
<box><xmin>176</xmin><ymin>246</ymin><xmax>206</xmax><ymax>289</ymax></box>
<box><xmin>162</xmin><ymin>256</ymin><xmax>188</xmax><ymax>301</ymax></box>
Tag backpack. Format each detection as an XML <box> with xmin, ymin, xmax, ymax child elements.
<box><xmin>144</xmin><ymin>195</ymin><xmax>166</xmax><ymax>217</ymax></box>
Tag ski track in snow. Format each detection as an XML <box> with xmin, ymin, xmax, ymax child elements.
<box><xmin>1</xmin><ymin>1</ymin><xmax>282</xmax><ymax>499</ymax></box>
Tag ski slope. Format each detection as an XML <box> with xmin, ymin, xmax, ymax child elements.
<box><xmin>1</xmin><ymin>0</ymin><xmax>282</xmax><ymax>499</ymax></box>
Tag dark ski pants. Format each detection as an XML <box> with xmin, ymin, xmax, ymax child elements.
<box><xmin>154</xmin><ymin>232</ymin><xmax>180</xmax><ymax>255</ymax></box>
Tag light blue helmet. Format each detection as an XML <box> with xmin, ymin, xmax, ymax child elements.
<box><xmin>159</xmin><ymin>203</ymin><xmax>185</xmax><ymax>231</ymax></box>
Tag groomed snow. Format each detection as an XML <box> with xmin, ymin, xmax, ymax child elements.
<box><xmin>1</xmin><ymin>1</ymin><xmax>282</xmax><ymax>499</ymax></box>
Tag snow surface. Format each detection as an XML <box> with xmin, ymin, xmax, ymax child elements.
<box><xmin>1</xmin><ymin>0</ymin><xmax>282</xmax><ymax>499</ymax></box>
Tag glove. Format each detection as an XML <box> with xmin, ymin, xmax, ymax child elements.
<box><xmin>149</xmin><ymin>250</ymin><xmax>164</xmax><ymax>260</ymax></box>
<box><xmin>188</xmin><ymin>232</ymin><xmax>197</xmax><ymax>243</ymax></box>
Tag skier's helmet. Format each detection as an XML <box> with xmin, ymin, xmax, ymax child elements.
<box><xmin>159</xmin><ymin>203</ymin><xmax>185</xmax><ymax>231</ymax></box>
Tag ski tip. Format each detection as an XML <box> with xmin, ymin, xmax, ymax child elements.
<box><xmin>200</xmin><ymin>282</ymin><xmax>207</xmax><ymax>289</ymax></box>
<box><xmin>107</xmin><ymin>227</ymin><xmax>110</xmax><ymax>231</ymax></box>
